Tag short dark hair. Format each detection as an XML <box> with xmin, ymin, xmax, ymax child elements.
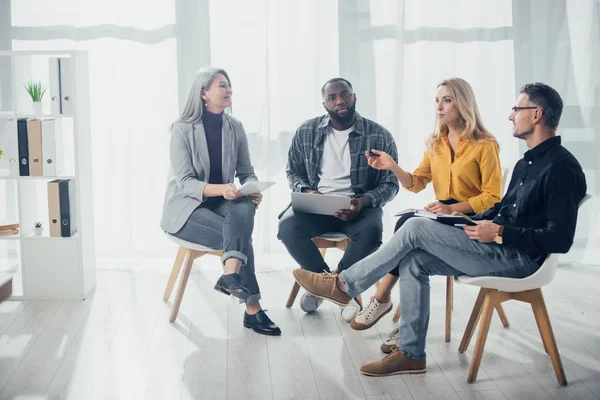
<box><xmin>321</xmin><ymin>77</ymin><xmax>353</xmax><ymax>97</ymax></box>
<box><xmin>520</xmin><ymin>83</ymin><xmax>563</xmax><ymax>129</ymax></box>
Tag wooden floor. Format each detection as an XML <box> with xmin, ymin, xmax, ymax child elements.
<box><xmin>0</xmin><ymin>257</ymin><xmax>599</xmax><ymax>400</ymax></box>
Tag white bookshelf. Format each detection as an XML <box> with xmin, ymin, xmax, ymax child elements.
<box><xmin>0</xmin><ymin>50</ymin><xmax>96</xmax><ymax>300</ymax></box>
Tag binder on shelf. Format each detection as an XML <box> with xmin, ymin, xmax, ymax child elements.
<box><xmin>59</xmin><ymin>179</ymin><xmax>77</xmax><ymax>237</ymax></box>
<box><xmin>17</xmin><ymin>118</ymin><xmax>29</xmax><ymax>176</ymax></box>
<box><xmin>2</xmin><ymin>119</ymin><xmax>19</xmax><ymax>176</ymax></box>
<box><xmin>41</xmin><ymin>119</ymin><xmax>64</xmax><ymax>176</ymax></box>
<box><xmin>48</xmin><ymin>179</ymin><xmax>77</xmax><ymax>237</ymax></box>
<box><xmin>27</xmin><ymin>119</ymin><xmax>43</xmax><ymax>176</ymax></box>
<box><xmin>49</xmin><ymin>58</ymin><xmax>72</xmax><ymax>115</ymax></box>
<box><xmin>48</xmin><ymin>179</ymin><xmax>62</xmax><ymax>237</ymax></box>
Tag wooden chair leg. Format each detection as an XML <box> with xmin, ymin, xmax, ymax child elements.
<box><xmin>467</xmin><ymin>291</ymin><xmax>497</xmax><ymax>383</ymax></box>
<box><xmin>459</xmin><ymin>288</ymin><xmax>490</xmax><ymax>353</ymax></box>
<box><xmin>529</xmin><ymin>289</ymin><xmax>567</xmax><ymax>386</ymax></box>
<box><xmin>445</xmin><ymin>277</ymin><xmax>453</xmax><ymax>342</ymax></box>
<box><xmin>495</xmin><ymin>303</ymin><xmax>510</xmax><ymax>327</ymax></box>
<box><xmin>169</xmin><ymin>250</ymin><xmax>198</xmax><ymax>323</ymax></box>
<box><xmin>163</xmin><ymin>246</ymin><xmax>187</xmax><ymax>301</ymax></box>
<box><xmin>392</xmin><ymin>304</ymin><xmax>400</xmax><ymax>323</ymax></box>
<box><xmin>286</xmin><ymin>281</ymin><xmax>301</xmax><ymax>308</ymax></box>
<box><xmin>532</xmin><ymin>301</ymin><xmax>549</xmax><ymax>354</ymax></box>
<box><xmin>447</xmin><ymin>276</ymin><xmax>454</xmax><ymax>310</ymax></box>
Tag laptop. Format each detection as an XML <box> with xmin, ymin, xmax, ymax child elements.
<box><xmin>291</xmin><ymin>192</ymin><xmax>351</xmax><ymax>216</ymax></box>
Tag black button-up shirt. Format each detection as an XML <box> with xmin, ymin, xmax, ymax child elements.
<box><xmin>473</xmin><ymin>136</ymin><xmax>587</xmax><ymax>265</ymax></box>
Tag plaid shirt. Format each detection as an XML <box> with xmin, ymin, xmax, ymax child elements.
<box><xmin>286</xmin><ymin>112</ymin><xmax>399</xmax><ymax>208</ymax></box>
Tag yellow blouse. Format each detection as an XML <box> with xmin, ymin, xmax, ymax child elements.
<box><xmin>405</xmin><ymin>132</ymin><xmax>502</xmax><ymax>214</ymax></box>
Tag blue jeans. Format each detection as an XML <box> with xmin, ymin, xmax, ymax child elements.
<box><xmin>339</xmin><ymin>217</ymin><xmax>540</xmax><ymax>359</ymax></box>
<box><xmin>172</xmin><ymin>196</ymin><xmax>260</xmax><ymax>303</ymax></box>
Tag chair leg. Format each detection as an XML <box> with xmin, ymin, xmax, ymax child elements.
<box><xmin>320</xmin><ymin>248</ymin><xmax>327</xmax><ymax>259</ymax></box>
<box><xmin>169</xmin><ymin>250</ymin><xmax>198</xmax><ymax>323</ymax></box>
<box><xmin>286</xmin><ymin>281</ymin><xmax>301</xmax><ymax>308</ymax></box>
<box><xmin>495</xmin><ymin>303</ymin><xmax>510</xmax><ymax>327</ymax></box>
<box><xmin>467</xmin><ymin>291</ymin><xmax>497</xmax><ymax>383</ymax></box>
<box><xmin>392</xmin><ymin>304</ymin><xmax>400</xmax><ymax>323</ymax></box>
<box><xmin>529</xmin><ymin>289</ymin><xmax>567</xmax><ymax>386</ymax></box>
<box><xmin>459</xmin><ymin>288</ymin><xmax>490</xmax><ymax>353</ymax></box>
<box><xmin>445</xmin><ymin>277</ymin><xmax>453</xmax><ymax>342</ymax></box>
<box><xmin>163</xmin><ymin>246</ymin><xmax>187</xmax><ymax>301</ymax></box>
<box><xmin>532</xmin><ymin>301</ymin><xmax>549</xmax><ymax>354</ymax></box>
<box><xmin>447</xmin><ymin>276</ymin><xmax>454</xmax><ymax>310</ymax></box>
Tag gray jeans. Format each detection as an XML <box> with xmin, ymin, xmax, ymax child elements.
<box><xmin>172</xmin><ymin>196</ymin><xmax>260</xmax><ymax>303</ymax></box>
<box><xmin>339</xmin><ymin>217</ymin><xmax>540</xmax><ymax>359</ymax></box>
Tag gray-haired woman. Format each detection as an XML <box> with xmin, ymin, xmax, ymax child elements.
<box><xmin>161</xmin><ymin>67</ymin><xmax>280</xmax><ymax>336</ymax></box>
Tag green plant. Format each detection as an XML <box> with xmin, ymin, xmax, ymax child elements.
<box><xmin>0</xmin><ymin>145</ymin><xmax>4</xmax><ymax>161</ymax></box>
<box><xmin>34</xmin><ymin>221</ymin><xmax>42</xmax><ymax>228</ymax></box>
<box><xmin>24</xmin><ymin>80</ymin><xmax>46</xmax><ymax>102</ymax></box>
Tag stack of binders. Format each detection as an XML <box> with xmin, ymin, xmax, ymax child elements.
<box><xmin>47</xmin><ymin>179</ymin><xmax>77</xmax><ymax>237</ymax></box>
<box><xmin>11</xmin><ymin>118</ymin><xmax>64</xmax><ymax>177</ymax></box>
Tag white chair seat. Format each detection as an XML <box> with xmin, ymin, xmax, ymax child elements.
<box><xmin>165</xmin><ymin>232</ymin><xmax>221</xmax><ymax>252</ymax></box>
<box><xmin>456</xmin><ymin>254</ymin><xmax>559</xmax><ymax>292</ymax></box>
<box><xmin>315</xmin><ymin>232</ymin><xmax>349</xmax><ymax>241</ymax></box>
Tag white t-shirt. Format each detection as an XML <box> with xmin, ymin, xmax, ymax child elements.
<box><xmin>317</xmin><ymin>124</ymin><xmax>355</xmax><ymax>197</ymax></box>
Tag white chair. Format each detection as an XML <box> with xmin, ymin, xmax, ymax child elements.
<box><xmin>456</xmin><ymin>194</ymin><xmax>592</xmax><ymax>385</ymax></box>
<box><xmin>392</xmin><ymin>167</ymin><xmax>512</xmax><ymax>343</ymax></box>
<box><xmin>163</xmin><ymin>233</ymin><xmax>224</xmax><ymax>322</ymax></box>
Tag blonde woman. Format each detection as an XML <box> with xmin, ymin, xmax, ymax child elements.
<box><xmin>353</xmin><ymin>78</ymin><xmax>502</xmax><ymax>342</ymax></box>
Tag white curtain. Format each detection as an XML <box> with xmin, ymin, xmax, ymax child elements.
<box><xmin>3</xmin><ymin>0</ymin><xmax>599</xmax><ymax>266</ymax></box>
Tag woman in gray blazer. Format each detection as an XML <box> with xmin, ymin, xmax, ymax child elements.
<box><xmin>161</xmin><ymin>67</ymin><xmax>280</xmax><ymax>336</ymax></box>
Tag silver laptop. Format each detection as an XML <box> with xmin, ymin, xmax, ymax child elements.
<box><xmin>291</xmin><ymin>192</ymin><xmax>351</xmax><ymax>216</ymax></box>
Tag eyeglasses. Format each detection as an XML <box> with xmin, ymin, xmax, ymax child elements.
<box><xmin>511</xmin><ymin>106</ymin><xmax>538</xmax><ymax>113</ymax></box>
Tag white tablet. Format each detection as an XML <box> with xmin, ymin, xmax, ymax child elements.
<box><xmin>238</xmin><ymin>181</ymin><xmax>276</xmax><ymax>195</ymax></box>
<box><xmin>291</xmin><ymin>192</ymin><xmax>351</xmax><ymax>216</ymax></box>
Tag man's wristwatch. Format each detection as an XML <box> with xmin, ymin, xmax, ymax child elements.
<box><xmin>494</xmin><ymin>225</ymin><xmax>504</xmax><ymax>245</ymax></box>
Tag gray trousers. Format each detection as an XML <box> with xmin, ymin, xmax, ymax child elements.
<box><xmin>172</xmin><ymin>196</ymin><xmax>260</xmax><ymax>303</ymax></box>
<box><xmin>339</xmin><ymin>217</ymin><xmax>540</xmax><ymax>359</ymax></box>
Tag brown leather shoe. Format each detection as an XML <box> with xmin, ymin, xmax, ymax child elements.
<box><xmin>292</xmin><ymin>269</ymin><xmax>352</xmax><ymax>306</ymax></box>
<box><xmin>360</xmin><ymin>348</ymin><xmax>426</xmax><ymax>376</ymax></box>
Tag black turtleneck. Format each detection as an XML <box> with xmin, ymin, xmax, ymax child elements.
<box><xmin>202</xmin><ymin>110</ymin><xmax>223</xmax><ymax>184</ymax></box>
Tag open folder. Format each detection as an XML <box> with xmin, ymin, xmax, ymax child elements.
<box><xmin>395</xmin><ymin>208</ymin><xmax>476</xmax><ymax>227</ymax></box>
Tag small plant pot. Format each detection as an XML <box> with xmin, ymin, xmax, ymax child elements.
<box><xmin>33</xmin><ymin>227</ymin><xmax>43</xmax><ymax>236</ymax></box>
<box><xmin>32</xmin><ymin>101</ymin><xmax>42</xmax><ymax>115</ymax></box>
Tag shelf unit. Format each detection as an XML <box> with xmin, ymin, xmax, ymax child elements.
<box><xmin>0</xmin><ymin>50</ymin><xmax>96</xmax><ymax>300</ymax></box>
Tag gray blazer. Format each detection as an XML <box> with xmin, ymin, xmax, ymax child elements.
<box><xmin>160</xmin><ymin>115</ymin><xmax>257</xmax><ymax>233</ymax></box>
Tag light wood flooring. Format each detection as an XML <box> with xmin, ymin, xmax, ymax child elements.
<box><xmin>0</xmin><ymin>256</ymin><xmax>599</xmax><ymax>400</ymax></box>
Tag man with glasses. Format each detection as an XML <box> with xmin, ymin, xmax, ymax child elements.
<box><xmin>291</xmin><ymin>82</ymin><xmax>587</xmax><ymax>376</ymax></box>
<box><xmin>278</xmin><ymin>77</ymin><xmax>399</xmax><ymax>317</ymax></box>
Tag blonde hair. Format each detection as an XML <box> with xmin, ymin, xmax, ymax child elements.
<box><xmin>427</xmin><ymin>78</ymin><xmax>497</xmax><ymax>151</ymax></box>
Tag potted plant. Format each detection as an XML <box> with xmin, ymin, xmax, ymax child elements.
<box><xmin>33</xmin><ymin>221</ymin><xmax>43</xmax><ymax>236</ymax></box>
<box><xmin>24</xmin><ymin>80</ymin><xmax>46</xmax><ymax>115</ymax></box>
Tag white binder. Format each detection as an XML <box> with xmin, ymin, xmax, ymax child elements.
<box><xmin>49</xmin><ymin>57</ymin><xmax>73</xmax><ymax>115</ymax></box>
<box><xmin>2</xmin><ymin>120</ymin><xmax>19</xmax><ymax>177</ymax></box>
<box><xmin>41</xmin><ymin>119</ymin><xmax>64</xmax><ymax>176</ymax></box>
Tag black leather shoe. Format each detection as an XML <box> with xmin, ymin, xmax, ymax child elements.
<box><xmin>243</xmin><ymin>310</ymin><xmax>282</xmax><ymax>336</ymax></box>
<box><xmin>214</xmin><ymin>273</ymin><xmax>250</xmax><ymax>300</ymax></box>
